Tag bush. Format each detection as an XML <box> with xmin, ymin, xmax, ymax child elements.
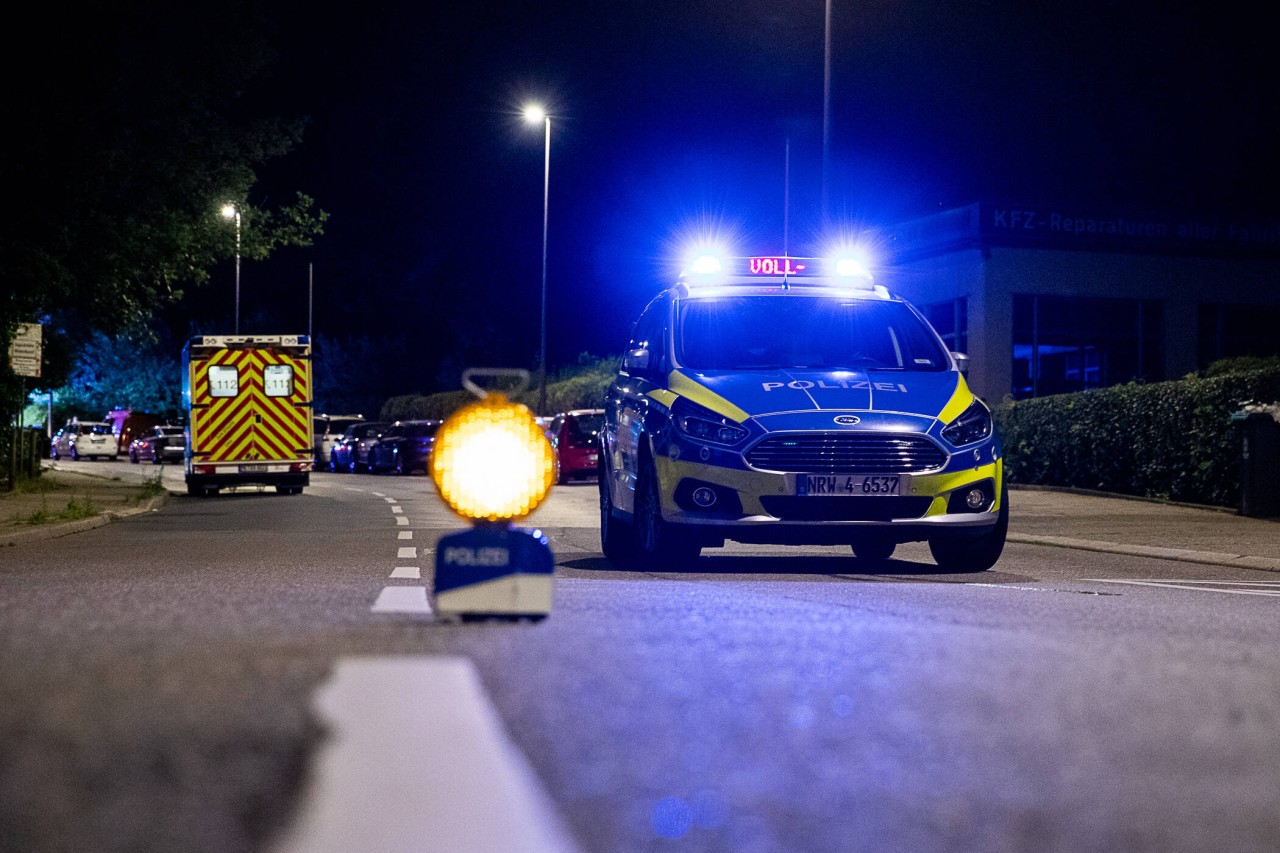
<box><xmin>994</xmin><ymin>366</ymin><xmax>1280</xmax><ymax>506</ymax></box>
<box><xmin>379</xmin><ymin>354</ymin><xmax>619</xmax><ymax>421</ymax></box>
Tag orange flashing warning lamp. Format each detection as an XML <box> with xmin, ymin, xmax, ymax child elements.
<box><xmin>429</xmin><ymin>369</ymin><xmax>557</xmax><ymax>620</ymax></box>
<box><xmin>430</xmin><ymin>385</ymin><xmax>556</xmax><ymax>523</ymax></box>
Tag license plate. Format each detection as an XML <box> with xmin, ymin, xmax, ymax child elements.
<box><xmin>239</xmin><ymin>464</ymin><xmax>268</xmax><ymax>473</ymax></box>
<box><xmin>797</xmin><ymin>474</ymin><xmax>903</xmax><ymax>496</ymax></box>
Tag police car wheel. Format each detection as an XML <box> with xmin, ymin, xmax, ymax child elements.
<box><xmin>851</xmin><ymin>538</ymin><xmax>896</xmax><ymax>562</ymax></box>
<box><xmin>928</xmin><ymin>486</ymin><xmax>1009</xmax><ymax>572</ymax></box>
<box><xmin>635</xmin><ymin>458</ymin><xmax>699</xmax><ymax>566</ymax></box>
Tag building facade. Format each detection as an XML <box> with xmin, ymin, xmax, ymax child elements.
<box><xmin>882</xmin><ymin>202</ymin><xmax>1280</xmax><ymax>403</ymax></box>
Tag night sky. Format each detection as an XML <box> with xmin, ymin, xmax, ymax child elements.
<box><xmin>32</xmin><ymin>2</ymin><xmax>1280</xmax><ymax>393</ymax></box>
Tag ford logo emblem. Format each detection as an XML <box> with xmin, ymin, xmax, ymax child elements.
<box><xmin>833</xmin><ymin>415</ymin><xmax>861</xmax><ymax>425</ymax></box>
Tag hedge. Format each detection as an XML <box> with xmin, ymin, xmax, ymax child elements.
<box><xmin>379</xmin><ymin>355</ymin><xmax>619</xmax><ymax>422</ymax></box>
<box><xmin>993</xmin><ymin>366</ymin><xmax>1280</xmax><ymax>507</ymax></box>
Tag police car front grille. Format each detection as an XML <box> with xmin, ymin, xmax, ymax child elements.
<box><xmin>759</xmin><ymin>496</ymin><xmax>934</xmax><ymax>522</ymax></box>
<box><xmin>746</xmin><ymin>433</ymin><xmax>946</xmax><ymax>473</ymax></box>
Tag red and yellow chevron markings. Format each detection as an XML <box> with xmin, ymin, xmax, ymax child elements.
<box><xmin>190</xmin><ymin>348</ymin><xmax>312</xmax><ymax>463</ymax></box>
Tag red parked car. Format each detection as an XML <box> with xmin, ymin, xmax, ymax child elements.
<box><xmin>548</xmin><ymin>409</ymin><xmax>604</xmax><ymax>484</ymax></box>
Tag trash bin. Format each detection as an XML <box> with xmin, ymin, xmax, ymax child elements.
<box><xmin>1234</xmin><ymin>409</ymin><xmax>1280</xmax><ymax>518</ymax></box>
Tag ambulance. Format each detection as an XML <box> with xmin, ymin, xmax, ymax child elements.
<box><xmin>182</xmin><ymin>334</ymin><xmax>313</xmax><ymax>496</ymax></box>
<box><xmin>598</xmin><ymin>254</ymin><xmax>1007</xmax><ymax>571</ymax></box>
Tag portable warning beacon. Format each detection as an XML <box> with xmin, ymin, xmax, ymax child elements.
<box><xmin>429</xmin><ymin>368</ymin><xmax>556</xmax><ymax>619</ymax></box>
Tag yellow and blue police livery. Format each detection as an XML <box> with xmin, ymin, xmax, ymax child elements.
<box><xmin>598</xmin><ymin>254</ymin><xmax>1008</xmax><ymax>571</ymax></box>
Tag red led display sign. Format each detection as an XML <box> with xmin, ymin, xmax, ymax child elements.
<box><xmin>748</xmin><ymin>257</ymin><xmax>807</xmax><ymax>275</ymax></box>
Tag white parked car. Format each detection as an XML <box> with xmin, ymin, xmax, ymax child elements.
<box><xmin>313</xmin><ymin>413</ymin><xmax>364</xmax><ymax>466</ymax></box>
<box><xmin>51</xmin><ymin>420</ymin><xmax>119</xmax><ymax>461</ymax></box>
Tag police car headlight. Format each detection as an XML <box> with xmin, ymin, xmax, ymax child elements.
<box><xmin>940</xmin><ymin>400</ymin><xmax>993</xmax><ymax>447</ymax></box>
<box><xmin>674</xmin><ymin>399</ymin><xmax>747</xmax><ymax>446</ymax></box>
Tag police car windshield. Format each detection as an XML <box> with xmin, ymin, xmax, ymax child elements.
<box><xmin>677</xmin><ymin>296</ymin><xmax>949</xmax><ymax>372</ymax></box>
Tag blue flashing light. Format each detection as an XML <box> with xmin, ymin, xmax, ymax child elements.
<box><xmin>689</xmin><ymin>254</ymin><xmax>723</xmax><ymax>275</ymax></box>
<box><xmin>834</xmin><ymin>257</ymin><xmax>872</xmax><ymax>279</ymax></box>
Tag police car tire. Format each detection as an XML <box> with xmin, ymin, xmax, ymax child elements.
<box><xmin>928</xmin><ymin>487</ymin><xmax>1009</xmax><ymax>572</ymax></box>
<box><xmin>851</xmin><ymin>539</ymin><xmax>896</xmax><ymax>562</ymax></box>
<box><xmin>599</xmin><ymin>467</ymin><xmax>636</xmax><ymax>563</ymax></box>
<box><xmin>634</xmin><ymin>458</ymin><xmax>700</xmax><ymax>567</ymax></box>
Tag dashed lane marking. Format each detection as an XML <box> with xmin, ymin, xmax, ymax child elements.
<box><xmin>370</xmin><ymin>586</ymin><xmax>432</xmax><ymax>613</ymax></box>
<box><xmin>1095</xmin><ymin>579</ymin><xmax>1280</xmax><ymax>597</ymax></box>
<box><xmin>391</xmin><ymin>506</ymin><xmax>404</xmax><ymax>514</ymax></box>
<box><xmin>397</xmin><ymin>546</ymin><xmax>417</xmax><ymax>559</ymax></box>
<box><xmin>390</xmin><ymin>566</ymin><xmax>421</xmax><ymax>579</ymax></box>
<box><xmin>270</xmin><ymin>657</ymin><xmax>583</xmax><ymax>853</ymax></box>
<box><xmin>395</xmin><ymin>516</ymin><xmax>409</xmax><ymax>526</ymax></box>
<box><xmin>398</xmin><ymin>531</ymin><xmax>413</xmax><ymax>540</ymax></box>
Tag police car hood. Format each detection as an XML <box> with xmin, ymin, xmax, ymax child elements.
<box><xmin>670</xmin><ymin>368</ymin><xmax>970</xmax><ymax>425</ymax></box>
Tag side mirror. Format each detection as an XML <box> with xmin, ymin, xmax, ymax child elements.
<box><xmin>622</xmin><ymin>347</ymin><xmax>651</xmax><ymax>374</ymax></box>
<box><xmin>951</xmin><ymin>352</ymin><xmax>970</xmax><ymax>377</ymax></box>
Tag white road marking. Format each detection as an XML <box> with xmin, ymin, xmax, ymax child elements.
<box><xmin>370</xmin><ymin>586</ymin><xmax>432</xmax><ymax>613</ymax></box>
<box><xmin>390</xmin><ymin>566</ymin><xmax>421</xmax><ymax>579</ymax></box>
<box><xmin>383</xmin><ymin>496</ymin><xmax>396</xmax><ymax>503</ymax></box>
<box><xmin>398</xmin><ymin>531</ymin><xmax>413</xmax><ymax>540</ymax></box>
<box><xmin>391</xmin><ymin>506</ymin><xmax>404</xmax><ymax>514</ymax></box>
<box><xmin>1095</xmin><ymin>579</ymin><xmax>1280</xmax><ymax>597</ymax></box>
<box><xmin>397</xmin><ymin>546</ymin><xmax>417</xmax><ymax>559</ymax></box>
<box><xmin>270</xmin><ymin>657</ymin><xmax>583</xmax><ymax>853</ymax></box>
<box><xmin>395</xmin><ymin>516</ymin><xmax>408</xmax><ymax>526</ymax></box>
<box><xmin>371</xmin><ymin>492</ymin><xmax>385</xmax><ymax>497</ymax></box>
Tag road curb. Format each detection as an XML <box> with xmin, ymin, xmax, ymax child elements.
<box><xmin>1</xmin><ymin>492</ymin><xmax>170</xmax><ymax>547</ymax></box>
<box><xmin>1008</xmin><ymin>533</ymin><xmax>1280</xmax><ymax>573</ymax></box>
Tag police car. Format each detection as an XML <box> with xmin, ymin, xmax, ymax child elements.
<box><xmin>598</xmin><ymin>253</ymin><xmax>1007</xmax><ymax>571</ymax></box>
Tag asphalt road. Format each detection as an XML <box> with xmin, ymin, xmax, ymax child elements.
<box><xmin>1</xmin><ymin>465</ymin><xmax>1277</xmax><ymax>853</ymax></box>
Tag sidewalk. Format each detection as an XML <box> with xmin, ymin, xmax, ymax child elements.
<box><xmin>0</xmin><ymin>462</ymin><xmax>175</xmax><ymax>547</ymax></box>
<box><xmin>1</xmin><ymin>465</ymin><xmax>1276</xmax><ymax>571</ymax></box>
<box><xmin>1006</xmin><ymin>486</ymin><xmax>1279</xmax><ymax>572</ymax></box>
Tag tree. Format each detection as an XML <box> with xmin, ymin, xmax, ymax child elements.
<box><xmin>1</xmin><ymin>1</ymin><xmax>326</xmax><ymax>418</ymax></box>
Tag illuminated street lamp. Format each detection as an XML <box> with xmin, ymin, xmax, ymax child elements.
<box><xmin>221</xmin><ymin>203</ymin><xmax>242</xmax><ymax>334</ymax></box>
<box><xmin>522</xmin><ymin>103</ymin><xmax>551</xmax><ymax>416</ymax></box>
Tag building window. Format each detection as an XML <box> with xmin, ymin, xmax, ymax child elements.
<box><xmin>921</xmin><ymin>299</ymin><xmax>968</xmax><ymax>354</ymax></box>
<box><xmin>1197</xmin><ymin>303</ymin><xmax>1280</xmax><ymax>367</ymax></box>
<box><xmin>1012</xmin><ymin>295</ymin><xmax>1163</xmax><ymax>399</ymax></box>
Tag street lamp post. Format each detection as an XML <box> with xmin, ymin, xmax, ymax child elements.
<box><xmin>522</xmin><ymin>104</ymin><xmax>551</xmax><ymax>416</ymax></box>
<box><xmin>221</xmin><ymin>203</ymin><xmax>242</xmax><ymax>334</ymax></box>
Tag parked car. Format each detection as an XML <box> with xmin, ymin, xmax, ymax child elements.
<box><xmin>367</xmin><ymin>420</ymin><xmax>441</xmax><ymax>475</ymax></box>
<box><xmin>51</xmin><ymin>420</ymin><xmax>119</xmax><ymax>461</ymax></box>
<box><xmin>128</xmin><ymin>425</ymin><xmax>186</xmax><ymax>464</ymax></box>
<box><xmin>313</xmin><ymin>413</ymin><xmax>364</xmax><ymax>464</ymax></box>
<box><xmin>329</xmin><ymin>421</ymin><xmax>390</xmax><ymax>472</ymax></box>
<box><xmin>105</xmin><ymin>409</ymin><xmax>165</xmax><ymax>456</ymax></box>
<box><xmin>548</xmin><ymin>409</ymin><xmax>604</xmax><ymax>483</ymax></box>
